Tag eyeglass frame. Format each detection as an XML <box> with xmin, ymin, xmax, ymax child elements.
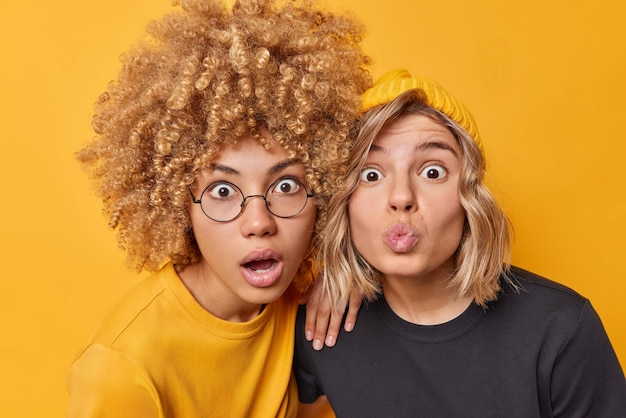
<box><xmin>188</xmin><ymin>177</ymin><xmax>314</xmax><ymax>223</ymax></box>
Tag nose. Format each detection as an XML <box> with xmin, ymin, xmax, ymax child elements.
<box><xmin>239</xmin><ymin>195</ymin><xmax>278</xmax><ymax>237</ymax></box>
<box><xmin>388</xmin><ymin>177</ymin><xmax>417</xmax><ymax>213</ymax></box>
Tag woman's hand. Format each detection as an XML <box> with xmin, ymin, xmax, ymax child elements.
<box><xmin>301</xmin><ymin>281</ymin><xmax>362</xmax><ymax>351</ymax></box>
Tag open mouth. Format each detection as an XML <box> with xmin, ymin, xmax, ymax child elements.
<box><xmin>244</xmin><ymin>259</ymin><xmax>276</xmax><ymax>273</ymax></box>
<box><xmin>240</xmin><ymin>249</ymin><xmax>283</xmax><ymax>287</ymax></box>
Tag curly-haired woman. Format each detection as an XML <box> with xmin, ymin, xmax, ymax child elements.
<box><xmin>66</xmin><ymin>0</ymin><xmax>370</xmax><ymax>416</ymax></box>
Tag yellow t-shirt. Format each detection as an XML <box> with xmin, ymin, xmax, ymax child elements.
<box><xmin>67</xmin><ymin>263</ymin><xmax>299</xmax><ymax>417</ymax></box>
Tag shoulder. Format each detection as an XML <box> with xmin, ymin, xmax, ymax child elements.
<box><xmin>493</xmin><ymin>266</ymin><xmax>616</xmax><ymax>356</ymax></box>
<box><xmin>77</xmin><ymin>265</ymin><xmax>175</xmax><ymax>350</ymax></box>
<box><xmin>502</xmin><ymin>266</ymin><xmax>588</xmax><ymax>310</ymax></box>
<box><xmin>509</xmin><ymin>266</ymin><xmax>584</xmax><ymax>298</ymax></box>
<box><xmin>490</xmin><ymin>266</ymin><xmax>597</xmax><ymax>339</ymax></box>
<box><xmin>504</xmin><ymin>270</ymin><xmax>626</xmax><ymax>413</ymax></box>
<box><xmin>67</xmin><ymin>344</ymin><xmax>161</xmax><ymax>416</ymax></box>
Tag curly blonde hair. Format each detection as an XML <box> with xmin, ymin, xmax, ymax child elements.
<box><xmin>77</xmin><ymin>0</ymin><xmax>371</xmax><ymax>272</ymax></box>
<box><xmin>319</xmin><ymin>90</ymin><xmax>512</xmax><ymax>310</ymax></box>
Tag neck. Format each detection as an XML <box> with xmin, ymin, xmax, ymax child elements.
<box><xmin>177</xmin><ymin>262</ymin><xmax>263</xmax><ymax>322</ymax></box>
<box><xmin>381</xmin><ymin>268</ymin><xmax>472</xmax><ymax>325</ymax></box>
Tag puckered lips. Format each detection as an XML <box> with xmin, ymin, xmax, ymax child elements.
<box><xmin>240</xmin><ymin>249</ymin><xmax>284</xmax><ymax>287</ymax></box>
<box><xmin>384</xmin><ymin>223</ymin><xmax>418</xmax><ymax>253</ymax></box>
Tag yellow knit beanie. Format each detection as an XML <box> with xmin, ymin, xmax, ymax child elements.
<box><xmin>361</xmin><ymin>68</ymin><xmax>482</xmax><ymax>152</ymax></box>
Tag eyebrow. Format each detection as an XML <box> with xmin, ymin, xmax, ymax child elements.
<box><xmin>370</xmin><ymin>141</ymin><xmax>459</xmax><ymax>158</ymax></box>
<box><xmin>210</xmin><ymin>158</ymin><xmax>299</xmax><ymax>176</ymax></box>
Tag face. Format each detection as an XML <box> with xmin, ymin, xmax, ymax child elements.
<box><xmin>187</xmin><ymin>134</ymin><xmax>316</xmax><ymax>320</ymax></box>
<box><xmin>348</xmin><ymin>114</ymin><xmax>466</xmax><ymax>283</ymax></box>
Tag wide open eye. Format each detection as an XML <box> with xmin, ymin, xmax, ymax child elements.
<box><xmin>419</xmin><ymin>164</ymin><xmax>447</xmax><ymax>180</ymax></box>
<box><xmin>271</xmin><ymin>178</ymin><xmax>302</xmax><ymax>195</ymax></box>
<box><xmin>360</xmin><ymin>168</ymin><xmax>383</xmax><ymax>183</ymax></box>
<box><xmin>266</xmin><ymin>177</ymin><xmax>309</xmax><ymax>218</ymax></box>
<box><xmin>207</xmin><ymin>182</ymin><xmax>239</xmax><ymax>200</ymax></box>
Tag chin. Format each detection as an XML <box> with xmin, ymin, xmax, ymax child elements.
<box><xmin>246</xmin><ymin>284</ymin><xmax>290</xmax><ymax>305</ymax></box>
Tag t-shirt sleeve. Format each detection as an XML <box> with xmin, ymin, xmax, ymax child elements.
<box><xmin>67</xmin><ymin>344</ymin><xmax>161</xmax><ymax>418</ymax></box>
<box><xmin>293</xmin><ymin>305</ymin><xmax>325</xmax><ymax>403</ymax></box>
<box><xmin>550</xmin><ymin>300</ymin><xmax>626</xmax><ymax>417</ymax></box>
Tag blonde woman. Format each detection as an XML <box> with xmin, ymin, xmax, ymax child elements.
<box><xmin>295</xmin><ymin>69</ymin><xmax>625</xmax><ymax>417</ymax></box>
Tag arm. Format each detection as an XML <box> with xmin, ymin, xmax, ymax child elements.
<box><xmin>302</xmin><ymin>278</ymin><xmax>362</xmax><ymax>350</ymax></box>
<box><xmin>550</xmin><ymin>301</ymin><xmax>626</xmax><ymax>417</ymax></box>
<box><xmin>67</xmin><ymin>344</ymin><xmax>161</xmax><ymax>418</ymax></box>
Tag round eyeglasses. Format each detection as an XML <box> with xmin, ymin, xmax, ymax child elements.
<box><xmin>189</xmin><ymin>177</ymin><xmax>314</xmax><ymax>222</ymax></box>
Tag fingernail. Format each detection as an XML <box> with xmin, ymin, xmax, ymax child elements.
<box><xmin>345</xmin><ymin>322</ymin><xmax>354</xmax><ymax>332</ymax></box>
<box><xmin>325</xmin><ymin>335</ymin><xmax>335</xmax><ymax>347</ymax></box>
<box><xmin>313</xmin><ymin>339</ymin><xmax>323</xmax><ymax>351</ymax></box>
<box><xmin>306</xmin><ymin>330</ymin><xmax>313</xmax><ymax>341</ymax></box>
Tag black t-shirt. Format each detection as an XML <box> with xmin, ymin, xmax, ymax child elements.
<box><xmin>294</xmin><ymin>267</ymin><xmax>626</xmax><ymax>417</ymax></box>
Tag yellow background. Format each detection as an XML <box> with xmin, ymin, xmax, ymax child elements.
<box><xmin>1</xmin><ymin>0</ymin><xmax>624</xmax><ymax>415</ymax></box>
